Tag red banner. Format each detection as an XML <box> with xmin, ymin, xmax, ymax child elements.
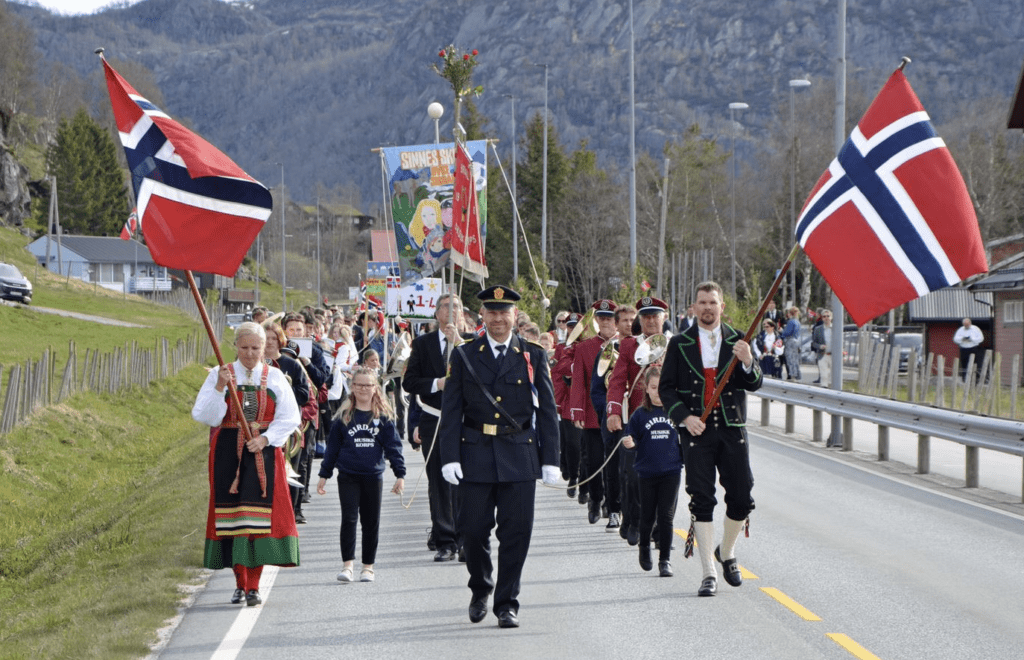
<box><xmin>449</xmin><ymin>142</ymin><xmax>488</xmax><ymax>282</ymax></box>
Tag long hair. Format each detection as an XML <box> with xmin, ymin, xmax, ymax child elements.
<box><xmin>337</xmin><ymin>366</ymin><xmax>393</xmax><ymax>424</ymax></box>
<box><xmin>641</xmin><ymin>365</ymin><xmax>662</xmax><ymax>411</ymax></box>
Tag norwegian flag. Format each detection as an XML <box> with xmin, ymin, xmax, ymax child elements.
<box><xmin>641</xmin><ymin>280</ymin><xmax>652</xmax><ymax>292</ymax></box>
<box><xmin>796</xmin><ymin>70</ymin><xmax>987</xmax><ymax>327</ymax></box>
<box><xmin>119</xmin><ymin>207</ymin><xmax>139</xmax><ymax>240</ymax></box>
<box><xmin>102</xmin><ymin>58</ymin><xmax>272</xmax><ymax>276</ymax></box>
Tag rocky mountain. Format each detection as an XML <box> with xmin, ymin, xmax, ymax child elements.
<box><xmin>11</xmin><ymin>0</ymin><xmax>1024</xmax><ymax>210</ymax></box>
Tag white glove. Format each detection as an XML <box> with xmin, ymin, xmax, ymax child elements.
<box><xmin>441</xmin><ymin>462</ymin><xmax>463</xmax><ymax>485</ymax></box>
<box><xmin>541</xmin><ymin>465</ymin><xmax>561</xmax><ymax>486</ymax></box>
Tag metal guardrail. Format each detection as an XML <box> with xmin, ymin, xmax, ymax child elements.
<box><xmin>756</xmin><ymin>379</ymin><xmax>1024</xmax><ymax>457</ymax></box>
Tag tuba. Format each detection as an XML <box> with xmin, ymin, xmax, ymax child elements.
<box><xmin>565</xmin><ymin>309</ymin><xmax>599</xmax><ymax>347</ymax></box>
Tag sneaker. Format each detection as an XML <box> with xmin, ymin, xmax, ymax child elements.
<box><xmin>230</xmin><ymin>588</ymin><xmax>245</xmax><ymax>604</ymax></box>
<box><xmin>245</xmin><ymin>589</ymin><xmax>261</xmax><ymax>607</ymax></box>
<box><xmin>606</xmin><ymin>512</ymin><xmax>621</xmax><ymax>531</ymax></box>
<box><xmin>360</xmin><ymin>568</ymin><xmax>375</xmax><ymax>582</ymax></box>
<box><xmin>337</xmin><ymin>567</ymin><xmax>354</xmax><ymax>583</ymax></box>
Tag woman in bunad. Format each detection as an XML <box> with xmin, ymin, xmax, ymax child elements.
<box><xmin>191</xmin><ymin>322</ymin><xmax>302</xmax><ymax>607</ymax></box>
<box><xmin>754</xmin><ymin>319</ymin><xmax>784</xmax><ymax>379</ymax></box>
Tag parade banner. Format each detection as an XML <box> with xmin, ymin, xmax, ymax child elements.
<box><xmin>366</xmin><ymin>261</ymin><xmax>400</xmax><ymax>307</ymax></box>
<box><xmin>380</xmin><ymin>140</ymin><xmax>488</xmax><ymax>284</ymax></box>
<box><xmin>389</xmin><ymin>277</ymin><xmax>454</xmax><ymax>318</ymax></box>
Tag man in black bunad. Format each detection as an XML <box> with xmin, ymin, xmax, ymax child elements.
<box><xmin>659</xmin><ymin>281</ymin><xmax>762</xmax><ymax>597</ymax></box>
<box><xmin>440</xmin><ymin>285</ymin><xmax>560</xmax><ymax>629</ymax></box>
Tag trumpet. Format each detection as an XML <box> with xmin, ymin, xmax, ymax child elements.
<box><xmin>565</xmin><ymin>309</ymin><xmax>599</xmax><ymax>347</ymax></box>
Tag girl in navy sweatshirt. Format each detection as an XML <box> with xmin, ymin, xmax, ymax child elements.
<box><xmin>622</xmin><ymin>366</ymin><xmax>682</xmax><ymax>578</ymax></box>
<box><xmin>318</xmin><ymin>367</ymin><xmax>405</xmax><ymax>583</ymax></box>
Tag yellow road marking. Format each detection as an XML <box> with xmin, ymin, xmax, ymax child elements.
<box><xmin>672</xmin><ymin>529</ymin><xmax>759</xmax><ymax>579</ymax></box>
<box><xmin>826</xmin><ymin>633</ymin><xmax>883</xmax><ymax>660</ymax></box>
<box><xmin>760</xmin><ymin>587</ymin><xmax>821</xmax><ymax>621</ymax></box>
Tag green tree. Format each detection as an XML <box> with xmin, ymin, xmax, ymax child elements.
<box><xmin>46</xmin><ymin>108</ymin><xmax>130</xmax><ymax>236</ymax></box>
<box><xmin>0</xmin><ymin>0</ymin><xmax>36</xmax><ymax>117</ymax></box>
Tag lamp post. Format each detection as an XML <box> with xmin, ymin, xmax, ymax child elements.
<box><xmin>427</xmin><ymin>102</ymin><xmax>444</xmax><ymax>144</ymax></box>
<box><xmin>255</xmin><ymin>231</ymin><xmax>260</xmax><ymax>305</ymax></box>
<box><xmin>628</xmin><ymin>0</ymin><xmax>637</xmax><ymax>273</ymax></box>
<box><xmin>728</xmin><ymin>102</ymin><xmax>749</xmax><ymax>299</ymax></box>
<box><xmin>788</xmin><ymin>79</ymin><xmax>811</xmax><ymax>307</ymax></box>
<box><xmin>503</xmin><ymin>93</ymin><xmax>519</xmax><ymax>282</ymax></box>
<box><xmin>316</xmin><ymin>195</ymin><xmax>321</xmax><ymax>306</ymax></box>
<box><xmin>275</xmin><ymin>162</ymin><xmax>286</xmax><ymax>313</ymax></box>
<box><xmin>533</xmin><ymin>63</ymin><xmax>548</xmax><ymax>265</ymax></box>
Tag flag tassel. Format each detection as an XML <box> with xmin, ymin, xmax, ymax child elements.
<box><xmin>185</xmin><ymin>270</ymin><xmax>267</xmax><ymax>497</ymax></box>
<box><xmin>700</xmin><ymin>242</ymin><xmax>803</xmax><ymax>423</ymax></box>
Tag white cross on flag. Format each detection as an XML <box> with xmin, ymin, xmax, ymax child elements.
<box><xmin>795</xmin><ymin>70</ymin><xmax>987</xmax><ymax>326</ymax></box>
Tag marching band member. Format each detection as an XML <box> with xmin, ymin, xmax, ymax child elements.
<box><xmin>659</xmin><ymin>281</ymin><xmax>762</xmax><ymax>597</ymax></box>
<box><xmin>570</xmin><ymin>300</ymin><xmax>619</xmax><ymax>528</ymax></box>
<box><xmin>552</xmin><ymin>313</ymin><xmax>582</xmax><ymax>500</ymax></box>
<box><xmin>191</xmin><ymin>322</ymin><xmax>301</xmax><ymax>607</ymax></box>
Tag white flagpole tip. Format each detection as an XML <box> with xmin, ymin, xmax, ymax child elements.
<box><xmin>95</xmin><ymin>48</ymin><xmax>106</xmax><ymax>59</ymax></box>
<box><xmin>897</xmin><ymin>56</ymin><xmax>911</xmax><ymax>72</ymax></box>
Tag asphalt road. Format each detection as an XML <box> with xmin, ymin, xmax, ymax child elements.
<box><xmin>155</xmin><ymin>430</ymin><xmax>1024</xmax><ymax>660</ymax></box>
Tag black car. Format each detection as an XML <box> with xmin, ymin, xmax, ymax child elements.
<box><xmin>0</xmin><ymin>263</ymin><xmax>32</xmax><ymax>304</ymax></box>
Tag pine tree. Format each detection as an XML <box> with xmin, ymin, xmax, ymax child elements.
<box><xmin>46</xmin><ymin>108</ymin><xmax>130</xmax><ymax>235</ymax></box>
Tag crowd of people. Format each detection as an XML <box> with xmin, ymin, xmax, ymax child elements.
<box><xmin>191</xmin><ymin>283</ymin><xmax>766</xmax><ymax>624</ymax></box>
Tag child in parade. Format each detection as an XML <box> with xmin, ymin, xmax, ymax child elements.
<box><xmin>317</xmin><ymin>367</ymin><xmax>405</xmax><ymax>583</ymax></box>
<box><xmin>621</xmin><ymin>367</ymin><xmax>682</xmax><ymax>578</ymax></box>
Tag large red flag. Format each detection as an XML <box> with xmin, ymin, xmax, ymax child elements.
<box><xmin>102</xmin><ymin>58</ymin><xmax>272</xmax><ymax>276</ymax></box>
<box><xmin>449</xmin><ymin>142</ymin><xmax>488</xmax><ymax>282</ymax></box>
<box><xmin>796</xmin><ymin>70</ymin><xmax>987</xmax><ymax>326</ymax></box>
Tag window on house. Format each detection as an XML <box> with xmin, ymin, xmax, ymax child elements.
<box><xmin>99</xmin><ymin>263</ymin><xmax>115</xmax><ymax>282</ymax></box>
<box><xmin>1005</xmin><ymin>300</ymin><xmax>1023</xmax><ymax>324</ymax></box>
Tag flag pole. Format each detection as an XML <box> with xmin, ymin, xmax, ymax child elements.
<box><xmin>699</xmin><ymin>242</ymin><xmax>803</xmax><ymax>424</ymax></box>
<box><xmin>184</xmin><ymin>270</ymin><xmax>259</xmax><ymax>467</ymax></box>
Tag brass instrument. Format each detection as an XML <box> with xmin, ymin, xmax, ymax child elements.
<box><xmin>565</xmin><ymin>309</ymin><xmax>598</xmax><ymax>347</ymax></box>
<box><xmin>596</xmin><ymin>337</ymin><xmax>620</xmax><ymax>388</ymax></box>
<box><xmin>634</xmin><ymin>333</ymin><xmax>668</xmax><ymax>367</ymax></box>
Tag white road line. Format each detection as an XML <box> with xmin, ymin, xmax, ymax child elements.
<box><xmin>210</xmin><ymin>566</ymin><xmax>280</xmax><ymax>660</ymax></box>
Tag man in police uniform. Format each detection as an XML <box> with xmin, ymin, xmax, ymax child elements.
<box><xmin>440</xmin><ymin>285</ymin><xmax>560</xmax><ymax>628</ymax></box>
<box><xmin>659</xmin><ymin>281</ymin><xmax>762</xmax><ymax>597</ymax></box>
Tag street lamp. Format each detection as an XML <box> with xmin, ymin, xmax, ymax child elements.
<box><xmin>316</xmin><ymin>195</ymin><xmax>321</xmax><ymax>305</ymax></box>
<box><xmin>427</xmin><ymin>102</ymin><xmax>444</xmax><ymax>144</ymax></box>
<box><xmin>503</xmin><ymin>93</ymin><xmax>519</xmax><ymax>282</ymax></box>
<box><xmin>788</xmin><ymin>79</ymin><xmax>811</xmax><ymax>307</ymax></box>
<box><xmin>533</xmin><ymin>63</ymin><xmax>549</xmax><ymax>265</ymax></box>
<box><xmin>728</xmin><ymin>101</ymin><xmax>749</xmax><ymax>299</ymax></box>
<box><xmin>275</xmin><ymin>162</ymin><xmax>286</xmax><ymax>313</ymax></box>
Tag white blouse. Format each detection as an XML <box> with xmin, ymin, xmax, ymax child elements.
<box><xmin>191</xmin><ymin>360</ymin><xmax>301</xmax><ymax>447</ymax></box>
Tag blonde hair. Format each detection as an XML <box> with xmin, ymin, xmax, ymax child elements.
<box><xmin>234</xmin><ymin>321</ymin><xmax>266</xmax><ymax>345</ymax></box>
<box><xmin>337</xmin><ymin>367</ymin><xmax>393</xmax><ymax>423</ymax></box>
<box><xmin>410</xmin><ymin>198</ymin><xmax>443</xmax><ymax>245</ymax></box>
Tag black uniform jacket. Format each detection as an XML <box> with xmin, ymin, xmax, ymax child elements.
<box><xmin>439</xmin><ymin>334</ymin><xmax>559</xmax><ymax>483</ymax></box>
<box><xmin>402</xmin><ymin>330</ymin><xmax>447</xmax><ymax>416</ymax></box>
<box><xmin>659</xmin><ymin>323</ymin><xmax>763</xmax><ymax>428</ymax></box>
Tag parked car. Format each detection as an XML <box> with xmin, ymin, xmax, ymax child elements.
<box><xmin>0</xmin><ymin>262</ymin><xmax>32</xmax><ymax>304</ymax></box>
<box><xmin>226</xmin><ymin>313</ymin><xmax>250</xmax><ymax>330</ymax></box>
<box><xmin>891</xmin><ymin>332</ymin><xmax>924</xmax><ymax>373</ymax></box>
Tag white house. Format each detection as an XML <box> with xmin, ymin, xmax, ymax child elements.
<box><xmin>26</xmin><ymin>235</ymin><xmax>173</xmax><ymax>294</ymax></box>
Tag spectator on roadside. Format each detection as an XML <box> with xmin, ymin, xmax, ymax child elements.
<box><xmin>780</xmin><ymin>307</ymin><xmax>802</xmax><ymax>382</ymax></box>
<box><xmin>811</xmin><ymin>311</ymin><xmax>834</xmax><ymax>387</ymax></box>
<box><xmin>953</xmin><ymin>318</ymin><xmax>984</xmax><ymax>381</ymax></box>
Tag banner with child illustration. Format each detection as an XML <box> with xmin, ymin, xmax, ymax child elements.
<box><xmin>380</xmin><ymin>140</ymin><xmax>488</xmax><ymax>284</ymax></box>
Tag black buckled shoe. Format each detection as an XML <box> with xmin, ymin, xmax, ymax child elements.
<box><xmin>245</xmin><ymin>589</ymin><xmax>262</xmax><ymax>607</ymax></box>
<box><xmin>497</xmin><ymin>610</ymin><xmax>519</xmax><ymax>628</ymax></box>
<box><xmin>434</xmin><ymin>546</ymin><xmax>457</xmax><ymax>562</ymax></box>
<box><xmin>587</xmin><ymin>500</ymin><xmax>600</xmax><ymax>525</ymax></box>
<box><xmin>230</xmin><ymin>588</ymin><xmax>245</xmax><ymax>604</ymax></box>
<box><xmin>715</xmin><ymin>545</ymin><xmax>742</xmax><ymax>587</ymax></box>
<box><xmin>698</xmin><ymin>576</ymin><xmax>717</xmax><ymax>597</ymax></box>
<box><xmin>468</xmin><ymin>596</ymin><xmax>488</xmax><ymax>623</ymax></box>
<box><xmin>638</xmin><ymin>545</ymin><xmax>653</xmax><ymax>571</ymax></box>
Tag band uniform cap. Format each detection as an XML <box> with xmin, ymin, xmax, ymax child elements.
<box><xmin>280</xmin><ymin>340</ymin><xmax>299</xmax><ymax>359</ymax></box>
<box><xmin>591</xmin><ymin>299</ymin><xmax>618</xmax><ymax>317</ymax></box>
<box><xmin>566</xmin><ymin>312</ymin><xmax>583</xmax><ymax>327</ymax></box>
<box><xmin>636</xmin><ymin>296</ymin><xmax>668</xmax><ymax>315</ymax></box>
<box><xmin>477</xmin><ymin>285</ymin><xmax>520</xmax><ymax>310</ymax></box>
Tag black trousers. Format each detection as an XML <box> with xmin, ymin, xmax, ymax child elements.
<box><xmin>559</xmin><ymin>419</ymin><xmax>581</xmax><ymax>486</ymax></box>
<box><xmin>602</xmin><ymin>431</ymin><xmax>622</xmax><ymax>514</ymax></box>
<box><xmin>459</xmin><ymin>480</ymin><xmax>536</xmax><ymax>615</ymax></box>
<box><xmin>392</xmin><ymin>378</ymin><xmax>406</xmax><ymax>439</ymax></box>
<box><xmin>580</xmin><ymin>428</ymin><xmax>605</xmax><ymax>507</ymax></box>
<box><xmin>639</xmin><ymin>472</ymin><xmax>680</xmax><ymax>561</ymax></box>
<box><xmin>419</xmin><ymin>415</ymin><xmax>460</xmax><ymax>550</ymax></box>
<box><xmin>683</xmin><ymin>422</ymin><xmax>754</xmax><ymax>522</ymax></box>
<box><xmin>618</xmin><ymin>445</ymin><xmax>640</xmax><ymax>528</ymax></box>
<box><xmin>336</xmin><ymin>472</ymin><xmax>384</xmax><ymax>565</ymax></box>
<box><xmin>291</xmin><ymin>424</ymin><xmax>315</xmax><ymax>510</ymax></box>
